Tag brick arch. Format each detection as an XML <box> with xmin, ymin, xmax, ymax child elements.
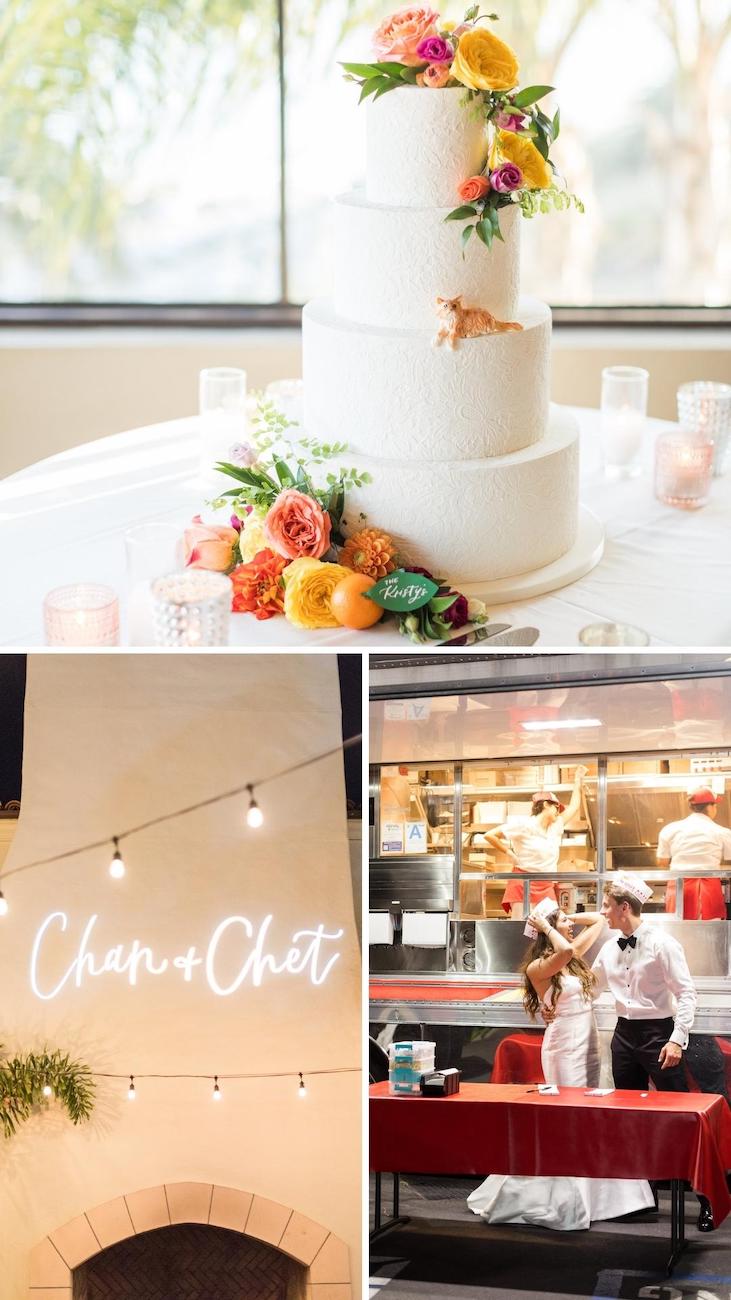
<box><xmin>29</xmin><ymin>1183</ymin><xmax>351</xmax><ymax>1300</ymax></box>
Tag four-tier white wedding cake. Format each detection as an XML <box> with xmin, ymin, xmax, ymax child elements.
<box><xmin>302</xmin><ymin>85</ymin><xmax>602</xmax><ymax>593</ymax></box>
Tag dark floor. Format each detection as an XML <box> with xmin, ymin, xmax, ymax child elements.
<box><xmin>369</xmin><ymin>1175</ymin><xmax>731</xmax><ymax>1299</ymax></box>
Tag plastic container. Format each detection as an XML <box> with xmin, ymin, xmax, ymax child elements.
<box><xmin>388</xmin><ymin>1041</ymin><xmax>436</xmax><ymax>1095</ymax></box>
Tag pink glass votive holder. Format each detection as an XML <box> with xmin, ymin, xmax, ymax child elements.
<box><xmin>43</xmin><ymin>583</ymin><xmax>120</xmax><ymax>646</ymax></box>
<box><xmin>654</xmin><ymin>431</ymin><xmax>713</xmax><ymax>510</ymax></box>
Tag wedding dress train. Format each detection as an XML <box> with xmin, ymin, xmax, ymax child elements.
<box><xmin>467</xmin><ymin>975</ymin><xmax>655</xmax><ymax>1230</ymax></box>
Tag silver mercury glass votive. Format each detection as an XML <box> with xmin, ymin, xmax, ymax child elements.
<box><xmin>677</xmin><ymin>381</ymin><xmax>731</xmax><ymax>476</ymax></box>
<box><xmin>151</xmin><ymin>571</ymin><xmax>232</xmax><ymax>647</ymax></box>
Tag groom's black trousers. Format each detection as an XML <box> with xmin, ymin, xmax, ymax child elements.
<box><xmin>611</xmin><ymin>1016</ymin><xmax>688</xmax><ymax>1093</ymax></box>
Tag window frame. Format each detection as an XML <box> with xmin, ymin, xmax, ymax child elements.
<box><xmin>2</xmin><ymin>0</ymin><xmax>730</xmax><ymax>329</ymax></box>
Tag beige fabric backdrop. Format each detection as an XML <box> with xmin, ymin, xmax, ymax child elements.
<box><xmin>0</xmin><ymin>653</ymin><xmax>361</xmax><ymax>1298</ymax></box>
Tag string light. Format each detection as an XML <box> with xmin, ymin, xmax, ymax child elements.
<box><xmin>127</xmin><ymin>1075</ymin><xmax>136</xmax><ymax>1101</ymax></box>
<box><xmin>109</xmin><ymin>837</ymin><xmax>125</xmax><ymax>880</ymax></box>
<box><xmin>245</xmin><ymin>785</ymin><xmax>263</xmax><ymax>829</ymax></box>
<box><xmin>42</xmin><ymin>1083</ymin><xmax>53</xmax><ymax>1098</ymax></box>
<box><xmin>0</xmin><ymin>732</ymin><xmax>360</xmax><ymax>909</ymax></box>
<box><xmin>298</xmin><ymin>1072</ymin><xmax>307</xmax><ymax>1099</ymax></box>
<box><xmin>212</xmin><ymin>1075</ymin><xmax>221</xmax><ymax>1101</ymax></box>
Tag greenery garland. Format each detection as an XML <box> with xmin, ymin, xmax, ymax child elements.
<box><xmin>0</xmin><ymin>1045</ymin><xmax>95</xmax><ymax>1139</ymax></box>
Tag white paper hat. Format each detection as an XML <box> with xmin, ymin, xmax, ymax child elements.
<box><xmin>608</xmin><ymin>872</ymin><xmax>653</xmax><ymax>905</ymax></box>
<box><xmin>524</xmin><ymin>895</ymin><xmax>560</xmax><ymax>939</ymax></box>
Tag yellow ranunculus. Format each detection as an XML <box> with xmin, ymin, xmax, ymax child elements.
<box><xmin>451</xmin><ymin>28</ymin><xmax>519</xmax><ymax>92</ymax></box>
<box><xmin>283</xmin><ymin>557</ymin><xmax>352</xmax><ymax>630</ymax></box>
<box><xmin>497</xmin><ymin>129</ymin><xmax>551</xmax><ymax>189</ymax></box>
<box><xmin>238</xmin><ymin>513</ymin><xmax>268</xmax><ymax>564</ymax></box>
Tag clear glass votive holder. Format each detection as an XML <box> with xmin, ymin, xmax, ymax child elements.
<box><xmin>600</xmin><ymin>366</ymin><xmax>649</xmax><ymax>479</ymax></box>
<box><xmin>199</xmin><ymin>366</ymin><xmax>247</xmax><ymax>480</ymax></box>
<box><xmin>124</xmin><ymin>523</ymin><xmax>183</xmax><ymax>647</ymax></box>
<box><xmin>677</xmin><ymin>381</ymin><xmax>731</xmax><ymax>477</ymax></box>
<box><xmin>43</xmin><ymin>584</ymin><xmax>120</xmax><ymax>646</ymax></box>
<box><xmin>264</xmin><ymin>378</ymin><xmax>305</xmax><ymax>427</ymax></box>
<box><xmin>578</xmin><ymin>622</ymin><xmax>650</xmax><ymax>647</ymax></box>
<box><xmin>654</xmin><ymin>429</ymin><xmax>714</xmax><ymax>510</ymax></box>
<box><xmin>151</xmin><ymin>571</ymin><xmax>232</xmax><ymax>647</ymax></box>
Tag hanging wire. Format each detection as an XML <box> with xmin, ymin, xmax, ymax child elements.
<box><xmin>0</xmin><ymin>733</ymin><xmax>361</xmax><ymax>885</ymax></box>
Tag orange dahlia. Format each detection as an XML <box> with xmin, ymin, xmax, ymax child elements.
<box><xmin>340</xmin><ymin>527</ymin><xmax>397</xmax><ymax>580</ymax></box>
<box><xmin>230</xmin><ymin>548</ymin><xmax>288</xmax><ymax>620</ymax></box>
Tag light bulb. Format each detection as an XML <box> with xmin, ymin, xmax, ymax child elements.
<box><xmin>127</xmin><ymin>1075</ymin><xmax>136</xmax><ymax>1101</ymax></box>
<box><xmin>246</xmin><ymin>785</ymin><xmax>263</xmax><ymax>828</ymax></box>
<box><xmin>43</xmin><ymin>1084</ymin><xmax>53</xmax><ymax>1098</ymax></box>
<box><xmin>109</xmin><ymin>838</ymin><xmax>125</xmax><ymax>879</ymax></box>
<box><xmin>213</xmin><ymin>1076</ymin><xmax>222</xmax><ymax>1101</ymax></box>
<box><xmin>298</xmin><ymin>1072</ymin><xmax>307</xmax><ymax>1099</ymax></box>
<box><xmin>0</xmin><ymin>891</ymin><xmax>7</xmax><ymax>917</ymax></box>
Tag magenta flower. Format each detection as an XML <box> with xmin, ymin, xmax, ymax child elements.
<box><xmin>416</xmin><ymin>34</ymin><xmax>453</xmax><ymax>62</ymax></box>
<box><xmin>444</xmin><ymin>593</ymin><xmax>469</xmax><ymax>628</ymax></box>
<box><xmin>490</xmin><ymin>162</ymin><xmax>523</xmax><ymax>192</ymax></box>
<box><xmin>496</xmin><ymin>110</ymin><xmax>526</xmax><ymax>131</ymax></box>
<box><xmin>230</xmin><ymin>514</ymin><xmax>243</xmax><ymax>533</ymax></box>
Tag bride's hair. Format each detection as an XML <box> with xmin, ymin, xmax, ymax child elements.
<box><xmin>520</xmin><ymin>908</ymin><xmax>596</xmax><ymax>1019</ymax></box>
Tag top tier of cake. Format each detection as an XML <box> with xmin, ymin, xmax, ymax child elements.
<box><xmin>367</xmin><ymin>86</ymin><xmax>488</xmax><ymax>207</ymax></box>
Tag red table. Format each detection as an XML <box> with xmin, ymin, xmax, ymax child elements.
<box><xmin>370</xmin><ymin>1080</ymin><xmax>731</xmax><ymax>1271</ymax></box>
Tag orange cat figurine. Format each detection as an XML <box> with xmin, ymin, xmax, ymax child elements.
<box><xmin>433</xmin><ymin>295</ymin><xmax>523</xmax><ymax>349</ymax></box>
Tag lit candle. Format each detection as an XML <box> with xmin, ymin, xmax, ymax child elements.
<box><xmin>654</xmin><ymin>431</ymin><xmax>713</xmax><ymax>510</ymax></box>
<box><xmin>151</xmin><ymin>571</ymin><xmax>232</xmax><ymax>647</ymax></box>
<box><xmin>43</xmin><ymin>584</ymin><xmax>120</xmax><ymax>646</ymax></box>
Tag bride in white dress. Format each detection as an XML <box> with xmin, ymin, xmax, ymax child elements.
<box><xmin>467</xmin><ymin>903</ymin><xmax>655</xmax><ymax>1231</ymax></box>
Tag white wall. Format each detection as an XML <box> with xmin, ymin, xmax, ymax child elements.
<box><xmin>1</xmin><ymin>327</ymin><xmax>729</xmax><ymax>478</ymax></box>
<box><xmin>0</xmin><ymin>654</ymin><xmax>361</xmax><ymax>1299</ymax></box>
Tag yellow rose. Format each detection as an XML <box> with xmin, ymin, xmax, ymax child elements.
<box><xmin>451</xmin><ymin>28</ymin><xmax>519</xmax><ymax>92</ymax></box>
<box><xmin>497</xmin><ymin>129</ymin><xmax>551</xmax><ymax>189</ymax></box>
<box><xmin>283</xmin><ymin>557</ymin><xmax>352</xmax><ymax>630</ymax></box>
<box><xmin>238</xmin><ymin>513</ymin><xmax>268</xmax><ymax>564</ymax></box>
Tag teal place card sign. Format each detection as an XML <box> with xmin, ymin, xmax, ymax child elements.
<box><xmin>365</xmin><ymin>569</ymin><xmax>439</xmax><ymax>612</ymax></box>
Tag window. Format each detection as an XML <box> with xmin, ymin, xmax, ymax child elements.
<box><xmin>3</xmin><ymin>0</ymin><xmax>730</xmax><ymax>314</ymax></box>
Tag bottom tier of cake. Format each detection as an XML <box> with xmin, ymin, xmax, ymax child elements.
<box><xmin>343</xmin><ymin>405</ymin><xmax>580</xmax><ymax>585</ymax></box>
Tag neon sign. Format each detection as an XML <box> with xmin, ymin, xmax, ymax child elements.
<box><xmin>30</xmin><ymin>912</ymin><xmax>344</xmax><ymax>1000</ymax></box>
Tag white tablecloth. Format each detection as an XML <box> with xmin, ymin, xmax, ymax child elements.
<box><xmin>1</xmin><ymin>409</ymin><xmax>729</xmax><ymax>647</ymax></box>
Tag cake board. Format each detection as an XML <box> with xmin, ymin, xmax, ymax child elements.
<box><xmin>458</xmin><ymin>505</ymin><xmax>605</xmax><ymax>604</ymax></box>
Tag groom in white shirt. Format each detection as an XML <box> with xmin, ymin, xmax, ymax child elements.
<box><xmin>592</xmin><ymin>872</ymin><xmax>714</xmax><ymax>1231</ymax></box>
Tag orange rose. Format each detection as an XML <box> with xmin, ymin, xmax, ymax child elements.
<box><xmin>184</xmin><ymin>515</ymin><xmax>239</xmax><ymax>572</ymax></box>
<box><xmin>457</xmin><ymin>175</ymin><xmax>490</xmax><ymax>202</ymax></box>
<box><xmin>230</xmin><ymin>548</ymin><xmax>288</xmax><ymax>620</ymax></box>
<box><xmin>416</xmin><ymin>62</ymin><xmax>451</xmax><ymax>88</ymax></box>
<box><xmin>263</xmin><ymin>489</ymin><xmax>332</xmax><ymax>561</ymax></box>
<box><xmin>373</xmin><ymin>6</ymin><xmax>440</xmax><ymax>66</ymax></box>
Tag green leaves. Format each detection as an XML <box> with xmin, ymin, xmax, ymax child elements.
<box><xmin>341</xmin><ymin>59</ymin><xmax>426</xmax><ymax>104</ymax></box>
<box><xmin>512</xmin><ymin>84</ymin><xmax>554</xmax><ymax>108</ymax></box>
<box><xmin>0</xmin><ymin>1044</ymin><xmax>95</xmax><ymax>1139</ymax></box>
<box><xmin>461</xmin><ymin>224</ymin><xmax>475</xmax><ymax>255</ymax></box>
<box><xmin>445</xmin><ymin>204</ymin><xmax>479</xmax><ymax>221</ymax></box>
<box><xmin>475</xmin><ymin>204</ymin><xmax>502</xmax><ymax>249</ymax></box>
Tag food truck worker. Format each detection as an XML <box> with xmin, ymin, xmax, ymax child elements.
<box><xmin>658</xmin><ymin>788</ymin><xmax>731</xmax><ymax>921</ymax></box>
<box><xmin>484</xmin><ymin>766</ymin><xmax>587</xmax><ymax>919</ymax></box>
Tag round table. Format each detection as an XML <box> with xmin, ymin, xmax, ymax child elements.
<box><xmin>1</xmin><ymin>408</ymin><xmax>729</xmax><ymax>647</ymax></box>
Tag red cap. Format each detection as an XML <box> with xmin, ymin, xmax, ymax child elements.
<box><xmin>532</xmin><ymin>790</ymin><xmax>566</xmax><ymax>813</ymax></box>
<box><xmin>688</xmin><ymin>787</ymin><xmax>723</xmax><ymax>806</ymax></box>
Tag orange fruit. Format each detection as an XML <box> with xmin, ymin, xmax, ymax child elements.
<box><xmin>330</xmin><ymin>572</ymin><xmax>384</xmax><ymax>630</ymax></box>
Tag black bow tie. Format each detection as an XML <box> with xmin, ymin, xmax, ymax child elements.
<box><xmin>618</xmin><ymin>935</ymin><xmax>637</xmax><ymax>951</ymax></box>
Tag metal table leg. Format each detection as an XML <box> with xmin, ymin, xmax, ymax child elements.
<box><xmin>370</xmin><ymin>1172</ymin><xmax>411</xmax><ymax>1241</ymax></box>
<box><xmin>666</xmin><ymin>1180</ymin><xmax>688</xmax><ymax>1275</ymax></box>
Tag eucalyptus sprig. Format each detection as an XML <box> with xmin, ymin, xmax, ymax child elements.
<box><xmin>0</xmin><ymin>1044</ymin><xmax>96</xmax><ymax>1139</ymax></box>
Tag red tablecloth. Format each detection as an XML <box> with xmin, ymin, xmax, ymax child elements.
<box><xmin>370</xmin><ymin>1081</ymin><xmax>731</xmax><ymax>1227</ymax></box>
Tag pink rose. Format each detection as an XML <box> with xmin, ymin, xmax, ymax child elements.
<box><xmin>490</xmin><ymin>162</ymin><xmax>523</xmax><ymax>192</ymax></box>
<box><xmin>416</xmin><ymin>62</ymin><xmax>451</xmax><ymax>88</ymax></box>
<box><xmin>373</xmin><ymin>6</ymin><xmax>441</xmax><ymax>66</ymax></box>
<box><xmin>496</xmin><ymin>110</ymin><xmax>526</xmax><ymax>131</ymax></box>
<box><xmin>416</xmin><ymin>34</ymin><xmax>453</xmax><ymax>62</ymax></box>
<box><xmin>263</xmin><ymin>489</ymin><xmax>332</xmax><ymax>561</ymax></box>
<box><xmin>457</xmin><ymin>174</ymin><xmax>490</xmax><ymax>201</ymax></box>
<box><xmin>184</xmin><ymin>515</ymin><xmax>239</xmax><ymax>571</ymax></box>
